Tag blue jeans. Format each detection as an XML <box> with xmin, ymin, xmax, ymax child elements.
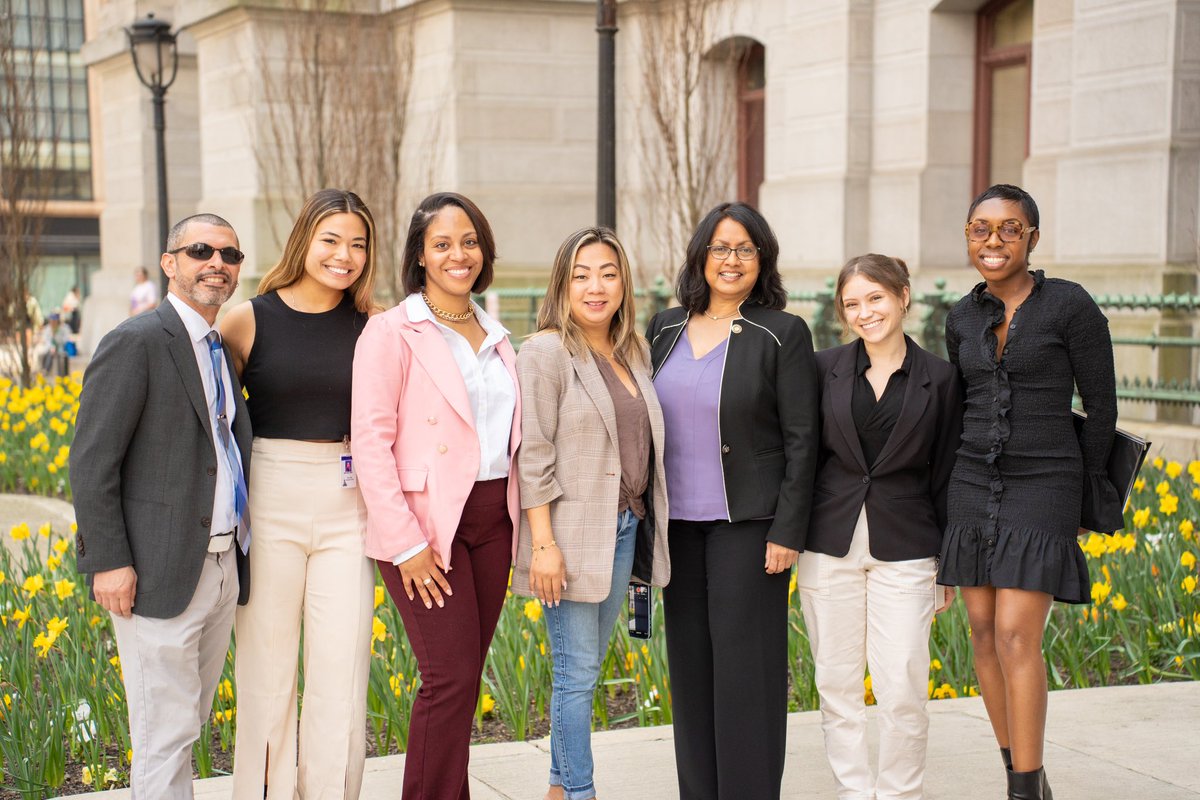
<box><xmin>544</xmin><ymin>508</ymin><xmax>639</xmax><ymax>800</ymax></box>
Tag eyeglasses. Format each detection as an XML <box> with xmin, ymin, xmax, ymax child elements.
<box><xmin>965</xmin><ymin>220</ymin><xmax>1037</xmax><ymax>243</ymax></box>
<box><xmin>168</xmin><ymin>242</ymin><xmax>246</xmax><ymax>265</ymax></box>
<box><xmin>707</xmin><ymin>245</ymin><xmax>759</xmax><ymax>261</ymax></box>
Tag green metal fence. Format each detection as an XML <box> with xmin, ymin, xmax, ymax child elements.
<box><xmin>484</xmin><ymin>281</ymin><xmax>1200</xmax><ymax>411</ymax></box>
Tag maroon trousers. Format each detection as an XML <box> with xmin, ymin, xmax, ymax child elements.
<box><xmin>376</xmin><ymin>478</ymin><xmax>512</xmax><ymax>800</ymax></box>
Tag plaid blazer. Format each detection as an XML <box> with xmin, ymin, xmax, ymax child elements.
<box><xmin>514</xmin><ymin>333</ymin><xmax>670</xmax><ymax>602</ymax></box>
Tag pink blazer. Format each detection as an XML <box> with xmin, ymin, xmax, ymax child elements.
<box><xmin>351</xmin><ymin>301</ymin><xmax>522</xmax><ymax>568</ymax></box>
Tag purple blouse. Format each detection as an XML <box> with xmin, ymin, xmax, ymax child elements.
<box><xmin>653</xmin><ymin>329</ymin><xmax>729</xmax><ymax>521</ymax></box>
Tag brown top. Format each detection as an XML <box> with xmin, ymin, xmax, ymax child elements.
<box><xmin>596</xmin><ymin>355</ymin><xmax>651</xmax><ymax>518</ymax></box>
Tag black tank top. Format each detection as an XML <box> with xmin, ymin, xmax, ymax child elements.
<box><xmin>243</xmin><ymin>290</ymin><xmax>368</xmax><ymax>439</ymax></box>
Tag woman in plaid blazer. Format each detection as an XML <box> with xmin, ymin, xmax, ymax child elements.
<box><xmin>514</xmin><ymin>227</ymin><xmax>670</xmax><ymax>800</ymax></box>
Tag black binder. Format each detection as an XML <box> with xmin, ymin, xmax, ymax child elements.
<box><xmin>1073</xmin><ymin>410</ymin><xmax>1151</xmax><ymax>532</ymax></box>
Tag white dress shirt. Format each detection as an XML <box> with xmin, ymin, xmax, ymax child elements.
<box><xmin>166</xmin><ymin>293</ymin><xmax>241</xmax><ymax>536</ymax></box>
<box><xmin>391</xmin><ymin>293</ymin><xmax>516</xmax><ymax>565</ymax></box>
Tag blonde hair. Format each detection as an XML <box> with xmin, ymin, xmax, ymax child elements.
<box><xmin>258</xmin><ymin>189</ymin><xmax>378</xmax><ymax>313</ymax></box>
<box><xmin>537</xmin><ymin>227</ymin><xmax>646</xmax><ymax>368</ymax></box>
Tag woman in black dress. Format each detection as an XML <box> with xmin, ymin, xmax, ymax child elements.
<box><xmin>937</xmin><ymin>184</ymin><xmax>1123</xmax><ymax>800</ymax></box>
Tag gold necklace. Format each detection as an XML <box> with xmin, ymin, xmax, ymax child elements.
<box><xmin>703</xmin><ymin>308</ymin><xmax>739</xmax><ymax>321</ymax></box>
<box><xmin>422</xmin><ymin>291</ymin><xmax>474</xmax><ymax>323</ymax></box>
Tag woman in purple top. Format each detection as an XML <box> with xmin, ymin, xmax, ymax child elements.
<box><xmin>647</xmin><ymin>202</ymin><xmax>820</xmax><ymax>800</ymax></box>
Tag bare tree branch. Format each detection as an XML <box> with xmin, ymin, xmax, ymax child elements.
<box><xmin>0</xmin><ymin>9</ymin><xmax>57</xmax><ymax>386</ymax></box>
<box><xmin>254</xmin><ymin>2</ymin><xmax>418</xmax><ymax>302</ymax></box>
<box><xmin>632</xmin><ymin>0</ymin><xmax>740</xmax><ymax>285</ymax></box>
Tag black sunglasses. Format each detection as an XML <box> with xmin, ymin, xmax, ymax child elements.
<box><xmin>168</xmin><ymin>242</ymin><xmax>245</xmax><ymax>265</ymax></box>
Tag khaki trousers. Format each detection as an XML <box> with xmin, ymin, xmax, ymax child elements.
<box><xmin>111</xmin><ymin>545</ymin><xmax>239</xmax><ymax>799</ymax></box>
<box><xmin>797</xmin><ymin>507</ymin><xmax>938</xmax><ymax>800</ymax></box>
<box><xmin>232</xmin><ymin>439</ymin><xmax>374</xmax><ymax>800</ymax></box>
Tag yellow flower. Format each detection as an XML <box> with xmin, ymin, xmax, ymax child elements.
<box><xmin>37</xmin><ymin>522</ymin><xmax>51</xmax><ymax>538</ymax></box>
<box><xmin>13</xmin><ymin>605</ymin><xmax>31</xmax><ymax>629</ymax></box>
<box><xmin>523</xmin><ymin>599</ymin><xmax>543</xmax><ymax>622</ymax></box>
<box><xmin>217</xmin><ymin>679</ymin><xmax>233</xmax><ymax>701</ymax></box>
<box><xmin>46</xmin><ymin>616</ymin><xmax>68</xmax><ymax>638</ymax></box>
<box><xmin>519</xmin><ymin>655</ymin><xmax>526</xmax><ymax>671</ymax></box>
<box><xmin>0</xmin><ymin>451</ymin><xmax>6</xmax><ymax>464</ymax></box>
<box><xmin>788</xmin><ymin>572</ymin><xmax>797</xmax><ymax>598</ymax></box>
<box><xmin>1111</xmin><ymin>593</ymin><xmax>1128</xmax><ymax>611</ymax></box>
<box><xmin>1080</xmin><ymin>533</ymin><xmax>1107</xmax><ymax>559</ymax></box>
<box><xmin>22</xmin><ymin>574</ymin><xmax>45</xmax><ymax>597</ymax></box>
<box><xmin>864</xmin><ymin>674</ymin><xmax>875</xmax><ymax>705</ymax></box>
<box><xmin>1156</xmin><ymin>480</ymin><xmax>1170</xmax><ymax>496</ymax></box>
<box><xmin>126</xmin><ymin>748</ymin><xmax>134</xmax><ymax>765</ymax></box>
<box><xmin>1181</xmin><ymin>520</ymin><xmax>1195</xmax><ymax>541</ymax></box>
<box><xmin>1160</xmin><ymin>494</ymin><xmax>1180</xmax><ymax>515</ymax></box>
<box><xmin>930</xmin><ymin>658</ymin><xmax>942</xmax><ymax>671</ymax></box>
<box><xmin>1193</xmin><ymin>488</ymin><xmax>1200</xmax><ymax>501</ymax></box>
<box><xmin>480</xmin><ymin>693</ymin><xmax>496</xmax><ymax>715</ymax></box>
<box><xmin>1091</xmin><ymin>581</ymin><xmax>1111</xmax><ymax>604</ymax></box>
<box><xmin>1134</xmin><ymin>477</ymin><xmax>1146</xmax><ymax>493</ymax></box>
<box><xmin>1132</xmin><ymin>508</ymin><xmax>1151</xmax><ymax>528</ymax></box>
<box><xmin>70</xmin><ymin>522</ymin><xmax>78</xmax><ymax>534</ymax></box>
<box><xmin>932</xmin><ymin>682</ymin><xmax>959</xmax><ymax>699</ymax></box>
<box><xmin>1182</xmin><ymin>551</ymin><xmax>1197</xmax><ymax>570</ymax></box>
<box><xmin>33</xmin><ymin>631</ymin><xmax>54</xmax><ymax>657</ymax></box>
<box><xmin>46</xmin><ymin>553</ymin><xmax>62</xmax><ymax>571</ymax></box>
<box><xmin>374</xmin><ymin>585</ymin><xmax>385</xmax><ymax>609</ymax></box>
<box><xmin>81</xmin><ymin>766</ymin><xmax>92</xmax><ymax>786</ymax></box>
<box><xmin>54</xmin><ymin>578</ymin><xmax>76</xmax><ymax>600</ymax></box>
<box><xmin>1176</xmin><ymin>655</ymin><xmax>1186</xmax><ymax>668</ymax></box>
<box><xmin>103</xmin><ymin>768</ymin><xmax>118</xmax><ymax>785</ymax></box>
<box><xmin>109</xmin><ymin>655</ymin><xmax>121</xmax><ymax>669</ymax></box>
<box><xmin>1166</xmin><ymin>461</ymin><xmax>1183</xmax><ymax>479</ymax></box>
<box><xmin>1153</xmin><ymin>456</ymin><xmax>1164</xmax><ymax>469</ymax></box>
<box><xmin>371</xmin><ymin>616</ymin><xmax>387</xmax><ymax>645</ymax></box>
<box><xmin>52</xmin><ymin>538</ymin><xmax>69</xmax><ymax>555</ymax></box>
<box><xmin>0</xmin><ymin>570</ymin><xmax>4</xmax><ymax>586</ymax></box>
<box><xmin>625</xmin><ymin>651</ymin><xmax>636</xmax><ymax>671</ymax></box>
<box><xmin>1183</xmin><ymin>575</ymin><xmax>1198</xmax><ymax>594</ymax></box>
<box><xmin>10</xmin><ymin>522</ymin><xmax>30</xmax><ymax>540</ymax></box>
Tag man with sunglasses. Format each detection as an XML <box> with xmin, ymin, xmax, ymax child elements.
<box><xmin>71</xmin><ymin>213</ymin><xmax>253</xmax><ymax>799</ymax></box>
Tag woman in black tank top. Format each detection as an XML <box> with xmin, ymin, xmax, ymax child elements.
<box><xmin>219</xmin><ymin>189</ymin><xmax>378</xmax><ymax>799</ymax></box>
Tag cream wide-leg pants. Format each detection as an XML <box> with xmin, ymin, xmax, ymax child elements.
<box><xmin>797</xmin><ymin>507</ymin><xmax>938</xmax><ymax>800</ymax></box>
<box><xmin>232</xmin><ymin>439</ymin><xmax>374</xmax><ymax>800</ymax></box>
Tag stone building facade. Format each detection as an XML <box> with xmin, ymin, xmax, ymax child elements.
<box><xmin>78</xmin><ymin>0</ymin><xmax>1200</xmax><ymax>416</ymax></box>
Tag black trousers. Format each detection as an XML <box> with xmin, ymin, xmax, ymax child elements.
<box><xmin>664</xmin><ymin>518</ymin><xmax>791</xmax><ymax>800</ymax></box>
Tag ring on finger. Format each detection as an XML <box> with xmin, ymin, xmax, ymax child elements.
<box><xmin>422</xmin><ymin>577</ymin><xmax>433</xmax><ymax>586</ymax></box>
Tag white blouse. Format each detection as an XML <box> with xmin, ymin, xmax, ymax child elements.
<box><xmin>390</xmin><ymin>293</ymin><xmax>516</xmax><ymax>565</ymax></box>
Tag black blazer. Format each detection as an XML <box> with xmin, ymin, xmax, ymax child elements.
<box><xmin>808</xmin><ymin>337</ymin><xmax>963</xmax><ymax>562</ymax></box>
<box><xmin>71</xmin><ymin>301</ymin><xmax>253</xmax><ymax>618</ymax></box>
<box><xmin>648</xmin><ymin>303</ymin><xmax>819</xmax><ymax>550</ymax></box>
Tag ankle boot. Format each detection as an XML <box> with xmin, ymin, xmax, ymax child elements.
<box><xmin>1000</xmin><ymin>747</ymin><xmax>1013</xmax><ymax>770</ymax></box>
<box><xmin>1006</xmin><ymin>766</ymin><xmax>1052</xmax><ymax>800</ymax></box>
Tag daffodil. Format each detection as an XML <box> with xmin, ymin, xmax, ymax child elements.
<box><xmin>10</xmin><ymin>522</ymin><xmax>30</xmax><ymax>540</ymax></box>
<box><xmin>81</xmin><ymin>766</ymin><xmax>92</xmax><ymax>786</ymax></box>
<box><xmin>374</xmin><ymin>585</ymin><xmax>385</xmax><ymax>609</ymax></box>
<box><xmin>1166</xmin><ymin>461</ymin><xmax>1183</xmax><ymax>479</ymax></box>
<box><xmin>37</xmin><ymin>522</ymin><xmax>51</xmax><ymax>538</ymax></box>
<box><xmin>52</xmin><ymin>538</ymin><xmax>69</xmax><ymax>555</ymax></box>
<box><xmin>54</xmin><ymin>578</ymin><xmax>76</xmax><ymax>600</ymax></box>
<box><xmin>1134</xmin><ymin>477</ymin><xmax>1146</xmax><ymax>493</ymax></box>
<box><xmin>22</xmin><ymin>574</ymin><xmax>45</xmax><ymax>596</ymax></box>
<box><xmin>12</xmin><ymin>605</ymin><xmax>31</xmax><ymax>629</ymax></box>
<box><xmin>1110</xmin><ymin>593</ymin><xmax>1128</xmax><ymax>611</ymax></box>
<box><xmin>1080</xmin><ymin>533</ymin><xmax>1106</xmax><ymax>559</ymax></box>
<box><xmin>1132</xmin><ymin>508</ymin><xmax>1151</xmax><ymax>528</ymax></box>
<box><xmin>1091</xmin><ymin>581</ymin><xmax>1111</xmax><ymax>604</ymax></box>
<box><xmin>1160</xmin><ymin>494</ymin><xmax>1179</xmax><ymax>515</ymax></box>
<box><xmin>1182</xmin><ymin>575</ymin><xmax>1198</xmax><ymax>594</ymax></box>
<box><xmin>523</xmin><ymin>599</ymin><xmax>542</xmax><ymax>622</ymax></box>
<box><xmin>1156</xmin><ymin>480</ymin><xmax>1170</xmax><ymax>496</ymax></box>
<box><xmin>33</xmin><ymin>631</ymin><xmax>54</xmax><ymax>657</ymax></box>
<box><xmin>1182</xmin><ymin>551</ymin><xmax>1197</xmax><ymax>570</ymax></box>
<box><xmin>480</xmin><ymin>693</ymin><xmax>496</xmax><ymax>715</ymax></box>
<box><xmin>1180</xmin><ymin>520</ymin><xmax>1195</xmax><ymax>541</ymax></box>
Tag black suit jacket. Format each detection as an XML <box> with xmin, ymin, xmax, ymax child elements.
<box><xmin>807</xmin><ymin>337</ymin><xmax>963</xmax><ymax>561</ymax></box>
<box><xmin>647</xmin><ymin>303</ymin><xmax>819</xmax><ymax>550</ymax></box>
<box><xmin>70</xmin><ymin>300</ymin><xmax>253</xmax><ymax>618</ymax></box>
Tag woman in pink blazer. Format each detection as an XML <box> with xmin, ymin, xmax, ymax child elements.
<box><xmin>351</xmin><ymin>192</ymin><xmax>521</xmax><ymax>800</ymax></box>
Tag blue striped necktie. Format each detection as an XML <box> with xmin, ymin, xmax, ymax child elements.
<box><xmin>205</xmin><ymin>331</ymin><xmax>251</xmax><ymax>553</ymax></box>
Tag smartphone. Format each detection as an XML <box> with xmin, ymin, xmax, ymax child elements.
<box><xmin>628</xmin><ymin>582</ymin><xmax>652</xmax><ymax>639</ymax></box>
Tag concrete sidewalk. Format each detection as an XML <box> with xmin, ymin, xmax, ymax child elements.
<box><xmin>77</xmin><ymin>681</ymin><xmax>1199</xmax><ymax>799</ymax></box>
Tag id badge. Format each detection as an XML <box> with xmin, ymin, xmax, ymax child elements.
<box><xmin>340</xmin><ymin>454</ymin><xmax>357</xmax><ymax>489</ymax></box>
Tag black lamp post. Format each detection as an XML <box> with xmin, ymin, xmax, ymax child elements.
<box><xmin>126</xmin><ymin>13</ymin><xmax>179</xmax><ymax>294</ymax></box>
<box><xmin>596</xmin><ymin>0</ymin><xmax>617</xmax><ymax>230</ymax></box>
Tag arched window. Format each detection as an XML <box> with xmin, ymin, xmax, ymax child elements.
<box><xmin>737</xmin><ymin>42</ymin><xmax>765</xmax><ymax>209</ymax></box>
<box><xmin>973</xmin><ymin>0</ymin><xmax>1033</xmax><ymax>194</ymax></box>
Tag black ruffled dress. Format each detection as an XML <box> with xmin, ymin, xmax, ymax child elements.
<box><xmin>937</xmin><ymin>270</ymin><xmax>1123</xmax><ymax>604</ymax></box>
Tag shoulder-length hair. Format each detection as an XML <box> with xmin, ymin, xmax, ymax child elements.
<box><xmin>536</xmin><ymin>227</ymin><xmax>646</xmax><ymax>369</ymax></box>
<box><xmin>400</xmin><ymin>192</ymin><xmax>497</xmax><ymax>296</ymax></box>
<box><xmin>257</xmin><ymin>189</ymin><xmax>378</xmax><ymax>313</ymax></box>
<box><xmin>676</xmin><ymin>202</ymin><xmax>787</xmax><ymax>313</ymax></box>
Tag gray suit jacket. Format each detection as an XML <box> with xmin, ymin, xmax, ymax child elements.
<box><xmin>70</xmin><ymin>300</ymin><xmax>252</xmax><ymax>619</ymax></box>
